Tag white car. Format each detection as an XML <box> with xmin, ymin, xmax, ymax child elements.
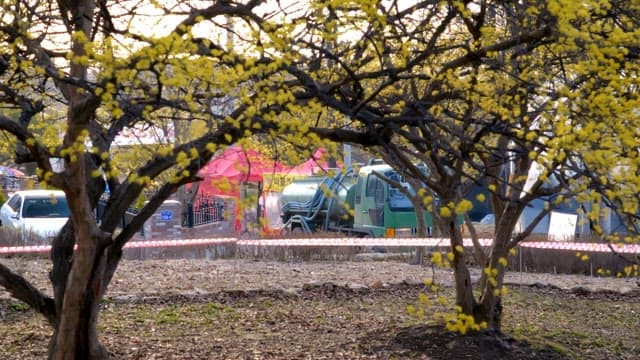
<box><xmin>0</xmin><ymin>190</ymin><xmax>70</xmax><ymax>241</ymax></box>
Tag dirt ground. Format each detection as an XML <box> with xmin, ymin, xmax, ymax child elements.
<box><xmin>2</xmin><ymin>258</ymin><xmax>637</xmax><ymax>299</ymax></box>
<box><xmin>1</xmin><ymin>258</ymin><xmax>639</xmax><ymax>359</ymax></box>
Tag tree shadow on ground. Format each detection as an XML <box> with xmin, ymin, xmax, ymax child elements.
<box><xmin>362</xmin><ymin>324</ymin><xmax>568</xmax><ymax>360</ymax></box>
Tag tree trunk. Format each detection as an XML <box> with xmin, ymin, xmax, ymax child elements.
<box><xmin>412</xmin><ymin>203</ymin><xmax>429</xmax><ymax>265</ymax></box>
<box><xmin>436</xmin><ymin>214</ymin><xmax>475</xmax><ymax>315</ymax></box>
<box><xmin>473</xmin><ymin>245</ymin><xmax>507</xmax><ymax>330</ymax></box>
<box><xmin>473</xmin><ymin>205</ymin><xmax>520</xmax><ymax>330</ymax></box>
<box><xmin>48</xmin><ymin>147</ymin><xmax>112</xmax><ymax>358</ymax></box>
<box><xmin>48</xmin><ymin>229</ymin><xmax>110</xmax><ymax>360</ymax></box>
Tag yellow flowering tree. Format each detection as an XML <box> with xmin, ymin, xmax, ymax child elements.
<box><xmin>0</xmin><ymin>1</ymin><xmax>312</xmax><ymax>358</ymax></box>
<box><xmin>278</xmin><ymin>0</ymin><xmax>562</xmax><ymax>330</ymax></box>
<box><xmin>281</xmin><ymin>0</ymin><xmax>640</xmax><ymax>332</ymax></box>
<box><xmin>1</xmin><ymin>0</ymin><xmax>639</xmax><ymax>357</ymax></box>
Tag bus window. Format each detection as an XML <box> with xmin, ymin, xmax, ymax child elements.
<box><xmin>355</xmin><ymin>176</ymin><xmax>363</xmax><ymax>204</ymax></box>
<box><xmin>365</xmin><ymin>174</ymin><xmax>377</xmax><ymax>197</ymax></box>
<box><xmin>386</xmin><ymin>172</ymin><xmax>414</xmax><ymax>211</ymax></box>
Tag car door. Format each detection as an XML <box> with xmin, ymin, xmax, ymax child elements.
<box><xmin>0</xmin><ymin>193</ymin><xmax>23</xmax><ymax>229</ymax></box>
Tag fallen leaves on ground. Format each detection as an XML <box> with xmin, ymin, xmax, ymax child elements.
<box><xmin>1</xmin><ymin>258</ymin><xmax>639</xmax><ymax>359</ymax></box>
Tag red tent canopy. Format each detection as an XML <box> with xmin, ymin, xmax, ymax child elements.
<box><xmin>194</xmin><ymin>146</ymin><xmax>291</xmax><ymax>233</ymax></box>
<box><xmin>198</xmin><ymin>146</ymin><xmax>291</xmax><ymax>196</ymax></box>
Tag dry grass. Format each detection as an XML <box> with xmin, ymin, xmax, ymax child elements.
<box><xmin>0</xmin><ymin>227</ymin><xmax>49</xmax><ymax>247</ymax></box>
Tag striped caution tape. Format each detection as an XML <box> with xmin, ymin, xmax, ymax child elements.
<box><xmin>124</xmin><ymin>238</ymin><xmax>237</xmax><ymax>248</ymax></box>
<box><xmin>0</xmin><ymin>245</ymin><xmax>52</xmax><ymax>254</ymax></box>
<box><xmin>520</xmin><ymin>242</ymin><xmax>640</xmax><ymax>254</ymax></box>
<box><xmin>0</xmin><ymin>238</ymin><xmax>237</xmax><ymax>255</ymax></box>
<box><xmin>236</xmin><ymin>238</ymin><xmax>494</xmax><ymax>247</ymax></box>
<box><xmin>0</xmin><ymin>237</ymin><xmax>638</xmax><ymax>254</ymax></box>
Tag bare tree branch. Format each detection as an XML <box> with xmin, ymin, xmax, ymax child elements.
<box><xmin>0</xmin><ymin>262</ymin><xmax>56</xmax><ymax>325</ymax></box>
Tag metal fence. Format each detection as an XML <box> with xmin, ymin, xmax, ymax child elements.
<box><xmin>183</xmin><ymin>196</ymin><xmax>225</xmax><ymax>227</ymax></box>
<box><xmin>95</xmin><ymin>195</ymin><xmax>225</xmax><ymax>231</ymax></box>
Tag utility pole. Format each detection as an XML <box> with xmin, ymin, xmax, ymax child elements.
<box><xmin>323</xmin><ymin>11</ymin><xmax>352</xmax><ymax>169</ymax></box>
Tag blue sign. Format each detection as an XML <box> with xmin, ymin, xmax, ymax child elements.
<box><xmin>160</xmin><ymin>210</ymin><xmax>173</xmax><ymax>221</ymax></box>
